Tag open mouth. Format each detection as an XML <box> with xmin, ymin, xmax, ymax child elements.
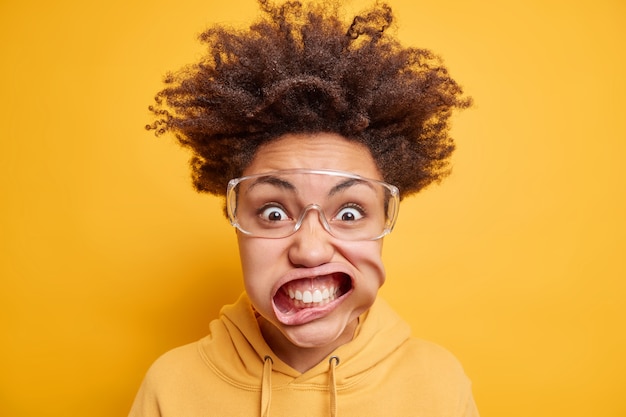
<box><xmin>272</xmin><ymin>272</ymin><xmax>352</xmax><ymax>324</ymax></box>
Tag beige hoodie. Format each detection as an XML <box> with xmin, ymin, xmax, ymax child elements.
<box><xmin>129</xmin><ymin>293</ymin><xmax>479</xmax><ymax>417</ymax></box>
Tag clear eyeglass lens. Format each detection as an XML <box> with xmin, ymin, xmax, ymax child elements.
<box><xmin>226</xmin><ymin>170</ymin><xmax>399</xmax><ymax>241</ymax></box>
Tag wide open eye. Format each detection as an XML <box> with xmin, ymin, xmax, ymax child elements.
<box><xmin>334</xmin><ymin>204</ymin><xmax>365</xmax><ymax>222</ymax></box>
<box><xmin>258</xmin><ymin>204</ymin><xmax>290</xmax><ymax>222</ymax></box>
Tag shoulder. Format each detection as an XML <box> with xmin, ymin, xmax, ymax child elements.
<box><xmin>129</xmin><ymin>337</ymin><xmax>221</xmax><ymax>417</ymax></box>
<box><xmin>373</xmin><ymin>337</ymin><xmax>474</xmax><ymax>398</ymax></box>
<box><xmin>142</xmin><ymin>337</ymin><xmax>213</xmax><ymax>385</ymax></box>
<box><xmin>381</xmin><ymin>338</ymin><xmax>479</xmax><ymax>415</ymax></box>
<box><xmin>398</xmin><ymin>338</ymin><xmax>471</xmax><ymax>384</ymax></box>
<box><xmin>138</xmin><ymin>343</ymin><xmax>195</xmax><ymax>391</ymax></box>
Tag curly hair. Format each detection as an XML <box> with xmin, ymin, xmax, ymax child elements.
<box><xmin>147</xmin><ymin>0</ymin><xmax>471</xmax><ymax>199</ymax></box>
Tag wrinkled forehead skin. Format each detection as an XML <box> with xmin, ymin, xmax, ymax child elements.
<box><xmin>240</xmin><ymin>170</ymin><xmax>383</xmax><ymax>204</ymax></box>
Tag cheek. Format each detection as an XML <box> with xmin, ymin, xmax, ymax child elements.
<box><xmin>342</xmin><ymin>242</ymin><xmax>386</xmax><ymax>286</ymax></box>
<box><xmin>237</xmin><ymin>235</ymin><xmax>288</xmax><ymax>291</ymax></box>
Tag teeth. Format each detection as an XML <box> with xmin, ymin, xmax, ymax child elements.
<box><xmin>285</xmin><ymin>283</ymin><xmax>342</xmax><ymax>307</ymax></box>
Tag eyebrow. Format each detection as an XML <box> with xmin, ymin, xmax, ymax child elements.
<box><xmin>248</xmin><ymin>176</ymin><xmax>297</xmax><ymax>193</ymax></box>
<box><xmin>328</xmin><ymin>178</ymin><xmax>373</xmax><ymax>196</ymax></box>
<box><xmin>248</xmin><ymin>175</ymin><xmax>373</xmax><ymax>196</ymax></box>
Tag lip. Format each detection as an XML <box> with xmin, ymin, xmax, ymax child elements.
<box><xmin>271</xmin><ymin>263</ymin><xmax>354</xmax><ymax>326</ymax></box>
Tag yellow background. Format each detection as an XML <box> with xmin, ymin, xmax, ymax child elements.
<box><xmin>1</xmin><ymin>0</ymin><xmax>625</xmax><ymax>416</ymax></box>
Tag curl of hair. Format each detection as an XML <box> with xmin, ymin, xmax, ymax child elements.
<box><xmin>147</xmin><ymin>0</ymin><xmax>471</xmax><ymax>199</ymax></box>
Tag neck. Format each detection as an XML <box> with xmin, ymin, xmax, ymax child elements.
<box><xmin>257</xmin><ymin>316</ymin><xmax>357</xmax><ymax>373</ymax></box>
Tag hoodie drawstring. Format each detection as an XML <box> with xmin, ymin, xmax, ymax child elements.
<box><xmin>260</xmin><ymin>355</ymin><xmax>340</xmax><ymax>417</ymax></box>
<box><xmin>261</xmin><ymin>356</ymin><xmax>273</xmax><ymax>417</ymax></box>
<box><xmin>329</xmin><ymin>356</ymin><xmax>339</xmax><ymax>417</ymax></box>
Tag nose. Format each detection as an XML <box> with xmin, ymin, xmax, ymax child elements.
<box><xmin>288</xmin><ymin>205</ymin><xmax>335</xmax><ymax>267</ymax></box>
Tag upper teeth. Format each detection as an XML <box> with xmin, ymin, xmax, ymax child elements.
<box><xmin>288</xmin><ymin>287</ymin><xmax>337</xmax><ymax>304</ymax></box>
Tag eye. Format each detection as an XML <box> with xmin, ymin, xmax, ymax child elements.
<box><xmin>258</xmin><ymin>204</ymin><xmax>290</xmax><ymax>222</ymax></box>
<box><xmin>335</xmin><ymin>205</ymin><xmax>365</xmax><ymax>222</ymax></box>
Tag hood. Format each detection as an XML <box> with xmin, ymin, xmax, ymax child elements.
<box><xmin>198</xmin><ymin>292</ymin><xmax>411</xmax><ymax>388</ymax></box>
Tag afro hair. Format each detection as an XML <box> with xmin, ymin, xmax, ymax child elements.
<box><xmin>147</xmin><ymin>0</ymin><xmax>471</xmax><ymax>199</ymax></box>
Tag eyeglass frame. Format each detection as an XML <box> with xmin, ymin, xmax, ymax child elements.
<box><xmin>226</xmin><ymin>168</ymin><xmax>400</xmax><ymax>241</ymax></box>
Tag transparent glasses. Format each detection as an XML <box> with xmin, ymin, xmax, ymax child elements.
<box><xmin>226</xmin><ymin>169</ymin><xmax>399</xmax><ymax>241</ymax></box>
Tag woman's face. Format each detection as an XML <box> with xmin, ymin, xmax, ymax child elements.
<box><xmin>236</xmin><ymin>133</ymin><xmax>387</xmax><ymax>353</ymax></box>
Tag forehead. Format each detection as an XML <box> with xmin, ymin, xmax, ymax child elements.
<box><xmin>243</xmin><ymin>133</ymin><xmax>381</xmax><ymax>180</ymax></box>
<box><xmin>242</xmin><ymin>170</ymin><xmax>377</xmax><ymax>197</ymax></box>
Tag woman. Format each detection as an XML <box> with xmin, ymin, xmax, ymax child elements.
<box><xmin>130</xmin><ymin>1</ymin><xmax>477</xmax><ymax>416</ymax></box>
